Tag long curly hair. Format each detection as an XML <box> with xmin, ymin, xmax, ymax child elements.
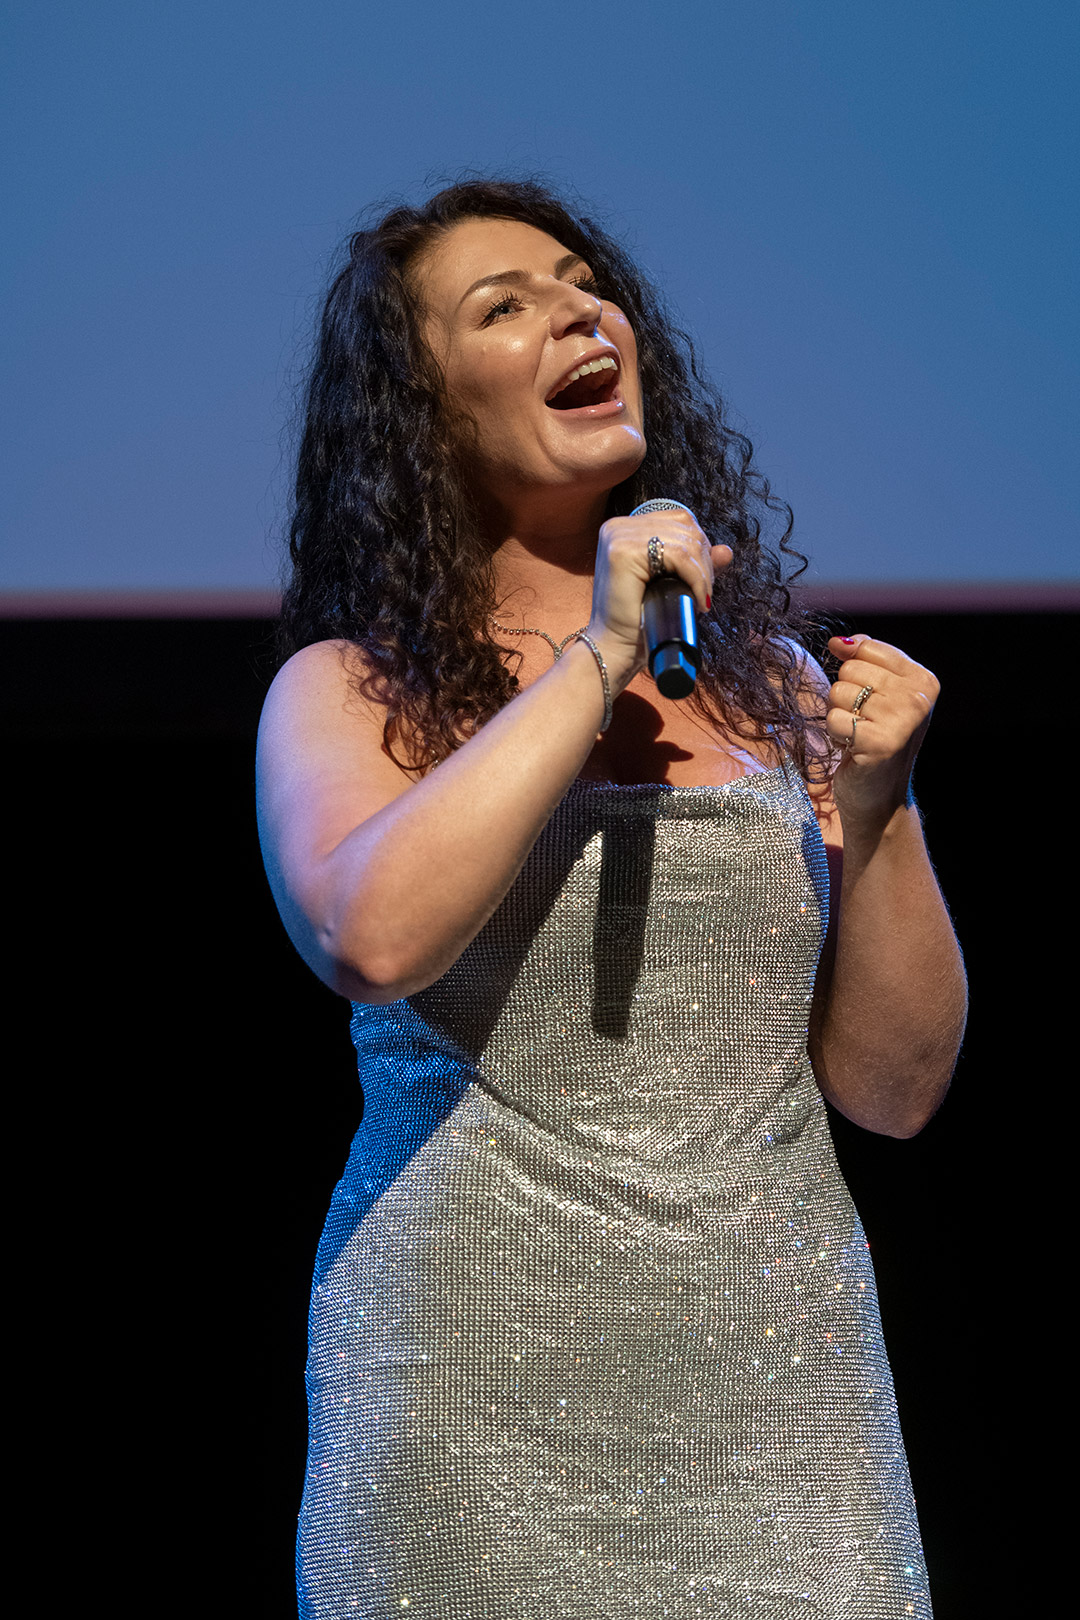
<box><xmin>279</xmin><ymin>177</ymin><xmax>828</xmax><ymax>778</ymax></box>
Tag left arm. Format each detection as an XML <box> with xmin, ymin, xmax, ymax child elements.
<box><xmin>807</xmin><ymin>635</ymin><xmax>968</xmax><ymax>1138</ymax></box>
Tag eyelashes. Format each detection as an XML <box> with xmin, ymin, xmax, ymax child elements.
<box><xmin>480</xmin><ymin>275</ymin><xmax>608</xmax><ymax>326</ymax></box>
<box><xmin>480</xmin><ymin>292</ymin><xmax>526</xmax><ymax>324</ymax></box>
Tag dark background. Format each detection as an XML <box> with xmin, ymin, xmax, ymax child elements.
<box><xmin>11</xmin><ymin>608</ymin><xmax>1050</xmax><ymax>1615</ymax></box>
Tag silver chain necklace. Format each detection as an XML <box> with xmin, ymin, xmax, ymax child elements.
<box><xmin>490</xmin><ymin>617</ymin><xmax>589</xmax><ymax>661</ymax></box>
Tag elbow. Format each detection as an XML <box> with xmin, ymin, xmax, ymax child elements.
<box><xmin>811</xmin><ymin>1042</ymin><xmax>957</xmax><ymax>1140</ymax></box>
<box><xmin>882</xmin><ymin>1023</ymin><xmax>965</xmax><ymax>1138</ymax></box>
<box><xmin>833</xmin><ymin>1090</ymin><xmax>947</xmax><ymax>1141</ymax></box>
<box><xmin>881</xmin><ymin>1102</ymin><xmax>941</xmax><ymax>1141</ymax></box>
<box><xmin>270</xmin><ymin>865</ymin><xmax>445</xmax><ymax>1003</ymax></box>
<box><xmin>883</xmin><ymin>1059</ymin><xmax>957</xmax><ymax>1139</ymax></box>
<box><xmin>858</xmin><ymin>1058</ymin><xmax>955</xmax><ymax>1138</ymax></box>
<box><xmin>810</xmin><ymin>983</ymin><xmax>966</xmax><ymax>1138</ymax></box>
<box><xmin>330</xmin><ymin>958</ymin><xmax>429</xmax><ymax>1006</ymax></box>
<box><xmin>326</xmin><ymin>954</ymin><xmax>406</xmax><ymax>1005</ymax></box>
<box><xmin>318</xmin><ymin>918</ymin><xmax>444</xmax><ymax>1005</ymax></box>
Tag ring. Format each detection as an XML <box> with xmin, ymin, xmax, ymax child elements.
<box><xmin>647</xmin><ymin>536</ymin><xmax>665</xmax><ymax>579</ymax></box>
<box><xmin>845</xmin><ymin>714</ymin><xmax>859</xmax><ymax>751</ymax></box>
<box><xmin>851</xmin><ymin>684</ymin><xmax>874</xmax><ymax>715</ymax></box>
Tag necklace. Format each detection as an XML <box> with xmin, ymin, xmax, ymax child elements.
<box><xmin>490</xmin><ymin>617</ymin><xmax>589</xmax><ymax>662</ymax></box>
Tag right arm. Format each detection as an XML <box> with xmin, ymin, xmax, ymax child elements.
<box><xmin>255</xmin><ymin>511</ymin><xmax>727</xmax><ymax>1003</ymax></box>
<box><xmin>257</xmin><ymin>632</ymin><xmax>624</xmax><ymax>1002</ymax></box>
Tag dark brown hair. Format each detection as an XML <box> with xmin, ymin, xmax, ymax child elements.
<box><xmin>280</xmin><ymin>177</ymin><xmax>827</xmax><ymax>777</ymax></box>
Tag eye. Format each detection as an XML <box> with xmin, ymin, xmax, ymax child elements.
<box><xmin>480</xmin><ymin>292</ymin><xmax>525</xmax><ymax>326</ymax></box>
<box><xmin>569</xmin><ymin>275</ymin><xmax>603</xmax><ymax>297</ymax></box>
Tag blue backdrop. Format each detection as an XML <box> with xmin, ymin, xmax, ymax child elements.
<box><xmin>3</xmin><ymin>0</ymin><xmax>1076</xmax><ymax>599</ymax></box>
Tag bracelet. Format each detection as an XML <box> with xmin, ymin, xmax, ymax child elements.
<box><xmin>572</xmin><ymin>631</ymin><xmax>613</xmax><ymax>733</ymax></box>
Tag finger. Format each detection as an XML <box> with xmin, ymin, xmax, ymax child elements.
<box><xmin>829</xmin><ymin>634</ymin><xmax>919</xmax><ymax>679</ymax></box>
<box><xmin>828</xmin><ymin>634</ymin><xmax>872</xmax><ymax>664</ymax></box>
<box><xmin>829</xmin><ymin>678</ymin><xmax>879</xmax><ymax>716</ymax></box>
<box><xmin>829</xmin><ymin>660</ymin><xmax>897</xmax><ymax>697</ymax></box>
<box><xmin>633</xmin><ymin>510</ymin><xmax>718</xmax><ymax>565</ymax></box>
<box><xmin>617</xmin><ymin>515</ymin><xmax>726</xmax><ymax>614</ymax></box>
<box><xmin>824</xmin><ymin>706</ymin><xmax>864</xmax><ymax>753</ymax></box>
<box><xmin>828</xmin><ymin>682</ymin><xmax>935</xmax><ymax>762</ymax></box>
<box><xmin>641</xmin><ymin>525</ymin><xmax>716</xmax><ymax>612</ymax></box>
<box><xmin>832</xmin><ymin>660</ymin><xmax>938</xmax><ymax>724</ymax></box>
<box><xmin>828</xmin><ymin>635</ymin><xmax>933</xmax><ymax>683</ymax></box>
<box><xmin>660</xmin><ymin>537</ymin><xmax>713</xmax><ymax>613</ymax></box>
<box><xmin>830</xmin><ymin>665</ymin><xmax>893</xmax><ymax>698</ymax></box>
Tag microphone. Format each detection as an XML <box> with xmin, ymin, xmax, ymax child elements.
<box><xmin>630</xmin><ymin>497</ymin><xmax>701</xmax><ymax>700</ymax></box>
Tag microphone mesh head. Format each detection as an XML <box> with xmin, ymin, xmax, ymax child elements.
<box><xmin>629</xmin><ymin>498</ymin><xmax>693</xmax><ymax>517</ymax></box>
<box><xmin>630</xmin><ymin>497</ymin><xmax>735</xmax><ymax>551</ymax></box>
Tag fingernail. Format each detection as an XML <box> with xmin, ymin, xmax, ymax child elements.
<box><xmin>840</xmin><ymin>636</ymin><xmax>856</xmax><ymax>644</ymax></box>
<box><xmin>706</xmin><ymin>595</ymin><xmax>712</xmax><ymax>611</ymax></box>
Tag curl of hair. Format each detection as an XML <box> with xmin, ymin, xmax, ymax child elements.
<box><xmin>279</xmin><ymin>177</ymin><xmax>829</xmax><ymax>780</ymax></box>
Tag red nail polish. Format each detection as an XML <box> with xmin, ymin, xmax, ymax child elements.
<box><xmin>840</xmin><ymin>636</ymin><xmax>856</xmax><ymax>644</ymax></box>
<box><xmin>706</xmin><ymin>595</ymin><xmax>712</xmax><ymax>611</ymax></box>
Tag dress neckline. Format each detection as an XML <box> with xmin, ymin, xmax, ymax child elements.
<box><xmin>568</xmin><ymin>761</ymin><xmax>793</xmax><ymax>795</ymax></box>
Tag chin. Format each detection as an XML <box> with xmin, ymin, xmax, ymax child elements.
<box><xmin>587</xmin><ymin>438</ymin><xmax>647</xmax><ymax>490</ymax></box>
<box><xmin>558</xmin><ymin>421</ymin><xmax>645</xmax><ymax>476</ymax></box>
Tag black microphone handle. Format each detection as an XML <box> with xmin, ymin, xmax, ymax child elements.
<box><xmin>642</xmin><ymin>577</ymin><xmax>700</xmax><ymax>699</ymax></box>
<box><xmin>630</xmin><ymin>498</ymin><xmax>700</xmax><ymax>700</ymax></box>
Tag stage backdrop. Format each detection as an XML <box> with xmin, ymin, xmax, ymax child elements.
<box><xmin>2</xmin><ymin>0</ymin><xmax>1077</xmax><ymax>612</ymax></box>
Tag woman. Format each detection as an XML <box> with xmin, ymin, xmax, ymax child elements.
<box><xmin>257</xmin><ymin>179</ymin><xmax>966</xmax><ymax>1618</ymax></box>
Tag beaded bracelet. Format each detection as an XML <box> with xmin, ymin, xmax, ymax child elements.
<box><xmin>572</xmin><ymin>631</ymin><xmax>613</xmax><ymax>733</ymax></box>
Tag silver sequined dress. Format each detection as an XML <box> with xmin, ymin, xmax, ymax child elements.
<box><xmin>297</xmin><ymin>769</ymin><xmax>932</xmax><ymax>1618</ymax></box>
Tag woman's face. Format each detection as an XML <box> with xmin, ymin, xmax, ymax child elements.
<box><xmin>415</xmin><ymin>217</ymin><xmax>646</xmax><ymax>508</ymax></box>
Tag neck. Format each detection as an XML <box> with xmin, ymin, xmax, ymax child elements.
<box><xmin>481</xmin><ymin>487</ymin><xmax>612</xmax><ymax>625</ymax></box>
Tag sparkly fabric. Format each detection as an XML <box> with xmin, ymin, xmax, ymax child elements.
<box><xmin>297</xmin><ymin>770</ymin><xmax>931</xmax><ymax>1618</ymax></box>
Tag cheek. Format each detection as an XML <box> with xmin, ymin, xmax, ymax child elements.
<box><xmin>452</xmin><ymin>353</ymin><xmax>538</xmax><ymax>453</ymax></box>
<box><xmin>478</xmin><ymin>336</ymin><xmax>533</xmax><ymax>399</ymax></box>
<box><xmin>446</xmin><ymin>371</ymin><xmax>501</xmax><ymax>431</ymax></box>
<box><xmin>603</xmin><ymin>313</ymin><xmax>641</xmax><ymax>397</ymax></box>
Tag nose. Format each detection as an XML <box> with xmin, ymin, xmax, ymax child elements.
<box><xmin>549</xmin><ymin>279</ymin><xmax>603</xmax><ymax>339</ymax></box>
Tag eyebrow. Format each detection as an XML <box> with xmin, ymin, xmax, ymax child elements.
<box><xmin>456</xmin><ymin>252</ymin><xmax>588</xmax><ymax>309</ymax></box>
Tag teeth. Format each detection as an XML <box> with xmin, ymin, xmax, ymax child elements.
<box><xmin>558</xmin><ymin>355</ymin><xmax>618</xmax><ymax>390</ymax></box>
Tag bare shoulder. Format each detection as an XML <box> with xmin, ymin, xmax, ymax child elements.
<box><xmin>257</xmin><ymin>638</ymin><xmax>403</xmax><ymax>775</ymax></box>
<box><xmin>259</xmin><ymin>638</ymin><xmax>382</xmax><ymax>734</ymax></box>
<box><xmin>257</xmin><ymin>639</ymin><xmax>413</xmax><ymax>868</ymax></box>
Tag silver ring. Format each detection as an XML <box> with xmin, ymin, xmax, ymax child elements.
<box><xmin>846</xmin><ymin>714</ymin><xmax>859</xmax><ymax>751</ymax></box>
<box><xmin>851</xmin><ymin>684</ymin><xmax>874</xmax><ymax>715</ymax></box>
<box><xmin>647</xmin><ymin>535</ymin><xmax>665</xmax><ymax>578</ymax></box>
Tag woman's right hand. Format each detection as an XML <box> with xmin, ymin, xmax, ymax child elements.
<box><xmin>588</xmin><ymin>507</ymin><xmax>733</xmax><ymax>687</ymax></box>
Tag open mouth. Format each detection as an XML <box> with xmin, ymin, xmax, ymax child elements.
<box><xmin>546</xmin><ymin>355</ymin><xmax>620</xmax><ymax>410</ymax></box>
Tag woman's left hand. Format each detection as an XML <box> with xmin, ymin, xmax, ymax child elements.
<box><xmin>825</xmin><ymin>634</ymin><xmax>940</xmax><ymax>828</ymax></box>
<box><xmin>812</xmin><ymin>633</ymin><xmax>964</xmax><ymax>1137</ymax></box>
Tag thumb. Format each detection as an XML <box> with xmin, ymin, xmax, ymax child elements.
<box><xmin>828</xmin><ymin>632</ymin><xmax>870</xmax><ymax>663</ymax></box>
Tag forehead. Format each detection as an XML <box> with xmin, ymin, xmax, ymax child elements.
<box><xmin>416</xmin><ymin>217</ymin><xmax>580</xmax><ymax>313</ymax></box>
